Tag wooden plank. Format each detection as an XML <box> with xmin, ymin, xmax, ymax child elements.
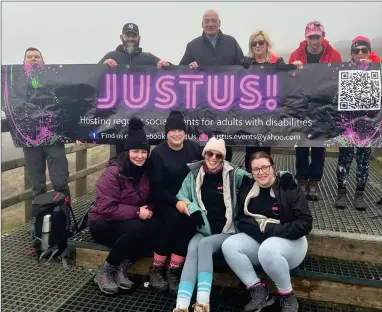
<box><xmin>74</xmin><ymin>249</ymin><xmax>382</xmax><ymax>309</ymax></box>
<box><xmin>75</xmin><ymin>149</ymin><xmax>88</xmax><ymax>198</ymax></box>
<box><xmin>1</xmin><ymin>143</ymin><xmax>97</xmax><ymax>172</ymax></box>
<box><xmin>24</xmin><ymin>166</ymin><xmax>32</xmax><ymax>222</ymax></box>
<box><xmin>308</xmin><ymin>230</ymin><xmax>382</xmax><ymax>264</ymax></box>
<box><xmin>109</xmin><ymin>145</ymin><xmax>117</xmax><ymax>158</ymax></box>
<box><xmin>1</xmin><ymin>160</ymin><xmax>108</xmax><ymax>209</ymax></box>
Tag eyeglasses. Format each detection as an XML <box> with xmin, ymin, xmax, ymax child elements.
<box><xmin>251</xmin><ymin>165</ymin><xmax>272</xmax><ymax>174</ymax></box>
<box><xmin>352</xmin><ymin>47</ymin><xmax>369</xmax><ymax>54</ymax></box>
<box><xmin>206</xmin><ymin>151</ymin><xmax>223</xmax><ymax>160</ymax></box>
<box><xmin>251</xmin><ymin>40</ymin><xmax>266</xmax><ymax>47</ymax></box>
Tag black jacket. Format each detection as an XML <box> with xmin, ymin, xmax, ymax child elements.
<box><xmin>99</xmin><ymin>45</ymin><xmax>160</xmax><ymax>67</ymax></box>
<box><xmin>179</xmin><ymin>31</ymin><xmax>244</xmax><ymax>66</ymax></box>
<box><xmin>236</xmin><ymin>172</ymin><xmax>313</xmax><ymax>242</ymax></box>
<box><xmin>240</xmin><ymin>56</ymin><xmax>285</xmax><ymax>68</ymax></box>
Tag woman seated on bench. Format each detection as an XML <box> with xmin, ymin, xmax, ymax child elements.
<box><xmin>221</xmin><ymin>151</ymin><xmax>313</xmax><ymax>312</ymax></box>
<box><xmin>88</xmin><ymin>117</ymin><xmax>161</xmax><ymax>295</ymax></box>
<box><xmin>173</xmin><ymin>138</ymin><xmax>249</xmax><ymax>312</ymax></box>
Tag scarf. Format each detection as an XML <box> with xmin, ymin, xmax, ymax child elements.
<box><xmin>202</xmin><ymin>161</ymin><xmax>224</xmax><ymax>175</ymax></box>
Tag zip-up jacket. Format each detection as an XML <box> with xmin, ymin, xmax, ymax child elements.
<box><xmin>289</xmin><ymin>39</ymin><xmax>342</xmax><ymax>64</ymax></box>
<box><xmin>88</xmin><ymin>157</ymin><xmax>152</xmax><ymax>222</ymax></box>
<box><xmin>177</xmin><ymin>160</ymin><xmax>250</xmax><ymax>236</ymax></box>
<box><xmin>99</xmin><ymin>44</ymin><xmax>160</xmax><ymax>67</ymax></box>
<box><xmin>179</xmin><ymin>30</ymin><xmax>244</xmax><ymax>66</ymax></box>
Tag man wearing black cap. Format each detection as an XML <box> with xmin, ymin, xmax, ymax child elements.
<box><xmin>99</xmin><ymin>22</ymin><xmax>170</xmax><ymax>155</ymax></box>
<box><xmin>148</xmin><ymin>111</ymin><xmax>203</xmax><ymax>294</ymax></box>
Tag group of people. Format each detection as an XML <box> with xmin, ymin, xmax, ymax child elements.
<box><xmin>17</xmin><ymin>8</ymin><xmax>382</xmax><ymax>312</ymax></box>
<box><xmin>88</xmin><ymin>110</ymin><xmax>313</xmax><ymax>312</ymax></box>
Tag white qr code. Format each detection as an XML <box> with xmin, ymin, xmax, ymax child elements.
<box><xmin>338</xmin><ymin>70</ymin><xmax>381</xmax><ymax>111</ymax></box>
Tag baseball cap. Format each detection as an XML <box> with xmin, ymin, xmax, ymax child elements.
<box><xmin>305</xmin><ymin>20</ymin><xmax>325</xmax><ymax>37</ymax></box>
<box><xmin>122</xmin><ymin>23</ymin><xmax>139</xmax><ymax>35</ymax></box>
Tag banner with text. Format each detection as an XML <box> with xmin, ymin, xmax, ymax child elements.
<box><xmin>2</xmin><ymin>62</ymin><xmax>381</xmax><ymax>148</ymax></box>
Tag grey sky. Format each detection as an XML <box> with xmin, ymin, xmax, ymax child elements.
<box><xmin>2</xmin><ymin>1</ymin><xmax>382</xmax><ymax>65</ymax></box>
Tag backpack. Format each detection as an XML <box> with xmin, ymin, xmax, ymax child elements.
<box><xmin>28</xmin><ymin>191</ymin><xmax>79</xmax><ymax>268</ymax></box>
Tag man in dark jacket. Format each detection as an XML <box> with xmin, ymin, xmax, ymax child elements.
<box><xmin>21</xmin><ymin>48</ymin><xmax>70</xmax><ymax>201</ymax></box>
<box><xmin>99</xmin><ymin>22</ymin><xmax>170</xmax><ymax>155</ymax></box>
<box><xmin>179</xmin><ymin>10</ymin><xmax>244</xmax><ymax>162</ymax></box>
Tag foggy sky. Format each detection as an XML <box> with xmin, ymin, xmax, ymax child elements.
<box><xmin>2</xmin><ymin>1</ymin><xmax>382</xmax><ymax>65</ymax></box>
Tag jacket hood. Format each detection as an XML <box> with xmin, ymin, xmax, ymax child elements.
<box><xmin>275</xmin><ymin>171</ymin><xmax>298</xmax><ymax>190</ymax></box>
<box><xmin>369</xmin><ymin>51</ymin><xmax>381</xmax><ymax>62</ymax></box>
<box><xmin>107</xmin><ymin>156</ymin><xmax>122</xmax><ymax>168</ymax></box>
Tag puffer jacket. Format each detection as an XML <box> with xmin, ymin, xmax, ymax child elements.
<box><xmin>88</xmin><ymin>157</ymin><xmax>152</xmax><ymax>222</ymax></box>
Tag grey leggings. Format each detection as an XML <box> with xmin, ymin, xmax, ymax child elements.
<box><xmin>176</xmin><ymin>233</ymin><xmax>231</xmax><ymax>307</ymax></box>
<box><xmin>222</xmin><ymin>233</ymin><xmax>307</xmax><ymax>294</ymax></box>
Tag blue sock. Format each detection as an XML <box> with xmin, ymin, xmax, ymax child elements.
<box><xmin>196</xmin><ymin>272</ymin><xmax>213</xmax><ymax>305</ymax></box>
<box><xmin>176</xmin><ymin>281</ymin><xmax>194</xmax><ymax>309</ymax></box>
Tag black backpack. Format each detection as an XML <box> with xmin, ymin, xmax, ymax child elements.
<box><xmin>28</xmin><ymin>191</ymin><xmax>80</xmax><ymax>267</ymax></box>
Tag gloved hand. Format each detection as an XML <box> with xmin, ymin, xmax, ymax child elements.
<box><xmin>240</xmin><ymin>57</ymin><xmax>253</xmax><ymax>69</ymax></box>
<box><xmin>189</xmin><ymin>210</ymin><xmax>205</xmax><ymax>228</ymax></box>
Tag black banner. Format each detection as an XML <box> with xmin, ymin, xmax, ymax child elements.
<box><xmin>2</xmin><ymin>62</ymin><xmax>381</xmax><ymax>147</ymax></box>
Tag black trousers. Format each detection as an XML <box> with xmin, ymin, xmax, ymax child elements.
<box><xmin>89</xmin><ymin>218</ymin><xmax>163</xmax><ymax>266</ymax></box>
<box><xmin>244</xmin><ymin>147</ymin><xmax>272</xmax><ymax>172</ymax></box>
<box><xmin>295</xmin><ymin>147</ymin><xmax>326</xmax><ymax>181</ymax></box>
<box><xmin>156</xmin><ymin>205</ymin><xmax>197</xmax><ymax>257</ymax></box>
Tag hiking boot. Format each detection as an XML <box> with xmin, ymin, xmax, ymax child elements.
<box><xmin>93</xmin><ymin>262</ymin><xmax>119</xmax><ymax>295</ymax></box>
<box><xmin>354</xmin><ymin>190</ymin><xmax>367</xmax><ymax>210</ymax></box>
<box><xmin>166</xmin><ymin>267</ymin><xmax>181</xmax><ymax>294</ymax></box>
<box><xmin>307</xmin><ymin>181</ymin><xmax>320</xmax><ymax>200</ymax></box>
<box><xmin>334</xmin><ymin>188</ymin><xmax>347</xmax><ymax>209</ymax></box>
<box><xmin>115</xmin><ymin>259</ymin><xmax>134</xmax><ymax>290</ymax></box>
<box><xmin>173</xmin><ymin>309</ymin><xmax>188</xmax><ymax>312</ymax></box>
<box><xmin>192</xmin><ymin>303</ymin><xmax>209</xmax><ymax>312</ymax></box>
<box><xmin>279</xmin><ymin>292</ymin><xmax>299</xmax><ymax>312</ymax></box>
<box><xmin>149</xmin><ymin>265</ymin><xmax>168</xmax><ymax>291</ymax></box>
<box><xmin>297</xmin><ymin>180</ymin><xmax>308</xmax><ymax>197</ymax></box>
<box><xmin>243</xmin><ymin>283</ymin><xmax>275</xmax><ymax>312</ymax></box>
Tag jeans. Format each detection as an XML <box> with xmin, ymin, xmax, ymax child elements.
<box><xmin>295</xmin><ymin>147</ymin><xmax>326</xmax><ymax>181</ymax></box>
<box><xmin>222</xmin><ymin>233</ymin><xmax>307</xmax><ymax>293</ymax></box>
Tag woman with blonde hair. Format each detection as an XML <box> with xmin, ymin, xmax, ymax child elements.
<box><xmin>241</xmin><ymin>30</ymin><xmax>285</xmax><ymax>173</ymax></box>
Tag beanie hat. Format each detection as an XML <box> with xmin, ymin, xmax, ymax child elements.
<box><xmin>124</xmin><ymin>117</ymin><xmax>149</xmax><ymax>151</ymax></box>
<box><xmin>165</xmin><ymin>110</ymin><xmax>187</xmax><ymax>134</ymax></box>
<box><xmin>351</xmin><ymin>36</ymin><xmax>371</xmax><ymax>51</ymax></box>
<box><xmin>202</xmin><ymin>137</ymin><xmax>226</xmax><ymax>159</ymax></box>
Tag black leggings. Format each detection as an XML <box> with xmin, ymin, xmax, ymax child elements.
<box><xmin>89</xmin><ymin>218</ymin><xmax>163</xmax><ymax>266</ymax></box>
<box><xmin>157</xmin><ymin>205</ymin><xmax>197</xmax><ymax>257</ymax></box>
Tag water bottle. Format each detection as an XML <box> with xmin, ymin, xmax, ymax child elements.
<box><xmin>41</xmin><ymin>214</ymin><xmax>51</xmax><ymax>250</ymax></box>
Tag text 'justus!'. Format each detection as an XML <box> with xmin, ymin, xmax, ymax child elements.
<box><xmin>96</xmin><ymin>73</ymin><xmax>279</xmax><ymax>111</ymax></box>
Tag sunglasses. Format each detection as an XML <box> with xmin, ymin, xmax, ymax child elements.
<box><xmin>352</xmin><ymin>47</ymin><xmax>369</xmax><ymax>54</ymax></box>
<box><xmin>251</xmin><ymin>40</ymin><xmax>266</xmax><ymax>47</ymax></box>
<box><xmin>251</xmin><ymin>165</ymin><xmax>272</xmax><ymax>174</ymax></box>
<box><xmin>206</xmin><ymin>151</ymin><xmax>223</xmax><ymax>160</ymax></box>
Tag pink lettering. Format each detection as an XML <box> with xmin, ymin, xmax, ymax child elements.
<box><xmin>155</xmin><ymin>75</ymin><xmax>177</xmax><ymax>109</ymax></box>
<box><xmin>97</xmin><ymin>74</ymin><xmax>118</xmax><ymax>109</ymax></box>
<box><xmin>239</xmin><ymin>75</ymin><xmax>262</xmax><ymax>110</ymax></box>
<box><xmin>123</xmin><ymin>74</ymin><xmax>151</xmax><ymax>109</ymax></box>
<box><xmin>179</xmin><ymin>75</ymin><xmax>204</xmax><ymax>109</ymax></box>
<box><xmin>266</xmin><ymin>74</ymin><xmax>278</xmax><ymax>111</ymax></box>
<box><xmin>207</xmin><ymin>75</ymin><xmax>235</xmax><ymax>110</ymax></box>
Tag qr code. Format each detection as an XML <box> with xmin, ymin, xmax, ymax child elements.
<box><xmin>338</xmin><ymin>70</ymin><xmax>381</xmax><ymax>111</ymax></box>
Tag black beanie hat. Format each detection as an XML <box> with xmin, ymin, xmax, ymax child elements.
<box><xmin>124</xmin><ymin>117</ymin><xmax>149</xmax><ymax>151</ymax></box>
<box><xmin>165</xmin><ymin>110</ymin><xmax>187</xmax><ymax>134</ymax></box>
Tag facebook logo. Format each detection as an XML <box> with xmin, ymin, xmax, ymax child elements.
<box><xmin>89</xmin><ymin>131</ymin><xmax>99</xmax><ymax>140</ymax></box>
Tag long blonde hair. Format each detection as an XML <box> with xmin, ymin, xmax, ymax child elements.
<box><xmin>248</xmin><ymin>30</ymin><xmax>274</xmax><ymax>62</ymax></box>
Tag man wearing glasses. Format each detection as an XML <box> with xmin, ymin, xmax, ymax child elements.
<box><xmin>289</xmin><ymin>20</ymin><xmax>342</xmax><ymax>201</ymax></box>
